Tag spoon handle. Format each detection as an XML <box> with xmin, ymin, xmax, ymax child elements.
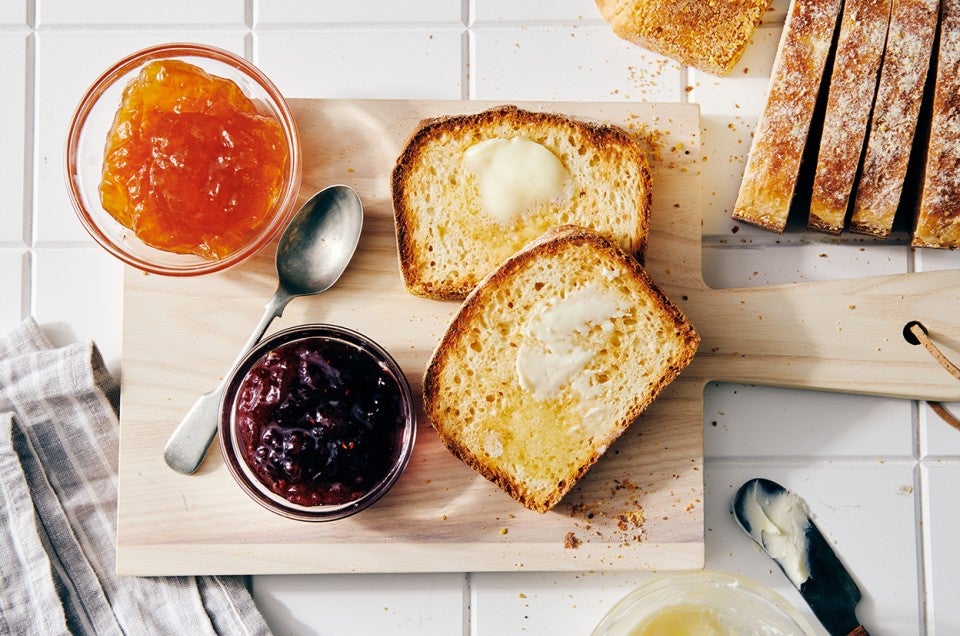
<box><xmin>162</xmin><ymin>290</ymin><xmax>291</xmax><ymax>475</ymax></box>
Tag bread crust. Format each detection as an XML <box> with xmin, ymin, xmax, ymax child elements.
<box><xmin>808</xmin><ymin>0</ymin><xmax>891</xmax><ymax>235</ymax></box>
<box><xmin>423</xmin><ymin>225</ymin><xmax>700</xmax><ymax>513</ymax></box>
<box><xmin>850</xmin><ymin>0</ymin><xmax>939</xmax><ymax>238</ymax></box>
<box><xmin>913</xmin><ymin>0</ymin><xmax>960</xmax><ymax>249</ymax></box>
<box><xmin>732</xmin><ymin>0</ymin><xmax>843</xmax><ymax>233</ymax></box>
<box><xmin>391</xmin><ymin>105</ymin><xmax>652</xmax><ymax>300</ymax></box>
<box><xmin>595</xmin><ymin>0</ymin><xmax>770</xmax><ymax>76</ymax></box>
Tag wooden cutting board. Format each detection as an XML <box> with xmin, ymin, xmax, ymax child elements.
<box><xmin>115</xmin><ymin>99</ymin><xmax>960</xmax><ymax>576</ymax></box>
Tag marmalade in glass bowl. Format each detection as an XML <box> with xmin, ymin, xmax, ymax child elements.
<box><xmin>99</xmin><ymin>59</ymin><xmax>288</xmax><ymax>260</ymax></box>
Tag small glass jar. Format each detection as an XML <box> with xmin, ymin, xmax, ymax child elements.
<box><xmin>592</xmin><ymin>570</ymin><xmax>816</xmax><ymax>636</ymax></box>
<box><xmin>219</xmin><ymin>324</ymin><xmax>416</xmax><ymax>521</ymax></box>
<box><xmin>66</xmin><ymin>43</ymin><xmax>302</xmax><ymax>276</ymax></box>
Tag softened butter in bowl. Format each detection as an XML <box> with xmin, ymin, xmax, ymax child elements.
<box><xmin>219</xmin><ymin>324</ymin><xmax>416</xmax><ymax>522</ymax></box>
<box><xmin>592</xmin><ymin>571</ymin><xmax>815</xmax><ymax>636</ymax></box>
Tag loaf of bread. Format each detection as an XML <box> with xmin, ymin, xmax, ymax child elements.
<box><xmin>850</xmin><ymin>0</ymin><xmax>939</xmax><ymax>238</ymax></box>
<box><xmin>595</xmin><ymin>0</ymin><xmax>770</xmax><ymax>76</ymax></box>
<box><xmin>808</xmin><ymin>0</ymin><xmax>891</xmax><ymax>235</ymax></box>
<box><xmin>423</xmin><ymin>226</ymin><xmax>700</xmax><ymax>513</ymax></box>
<box><xmin>732</xmin><ymin>0</ymin><xmax>843</xmax><ymax>233</ymax></box>
<box><xmin>914</xmin><ymin>0</ymin><xmax>960</xmax><ymax>249</ymax></box>
<box><xmin>392</xmin><ymin>106</ymin><xmax>651</xmax><ymax>299</ymax></box>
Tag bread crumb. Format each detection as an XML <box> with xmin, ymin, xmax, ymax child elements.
<box><xmin>518</xmin><ymin>592</ymin><xmax>527</xmax><ymax>598</ymax></box>
<box><xmin>564</xmin><ymin>532</ymin><xmax>582</xmax><ymax>549</ymax></box>
<box><xmin>500</xmin><ymin>527</ymin><xmax>508</xmax><ymax>535</ymax></box>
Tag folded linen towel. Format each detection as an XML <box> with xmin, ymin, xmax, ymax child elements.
<box><xmin>0</xmin><ymin>318</ymin><xmax>270</xmax><ymax>636</ymax></box>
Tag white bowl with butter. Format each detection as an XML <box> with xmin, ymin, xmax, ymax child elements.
<box><xmin>592</xmin><ymin>570</ymin><xmax>815</xmax><ymax>636</ymax></box>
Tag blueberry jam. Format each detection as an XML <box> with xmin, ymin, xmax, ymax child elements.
<box><xmin>234</xmin><ymin>336</ymin><xmax>406</xmax><ymax>507</ymax></box>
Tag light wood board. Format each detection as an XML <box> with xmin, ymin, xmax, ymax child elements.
<box><xmin>116</xmin><ymin>98</ymin><xmax>960</xmax><ymax>576</ymax></box>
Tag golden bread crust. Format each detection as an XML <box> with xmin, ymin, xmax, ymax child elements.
<box><xmin>851</xmin><ymin>0</ymin><xmax>939</xmax><ymax>238</ymax></box>
<box><xmin>423</xmin><ymin>225</ymin><xmax>700</xmax><ymax>513</ymax></box>
<box><xmin>595</xmin><ymin>0</ymin><xmax>770</xmax><ymax>76</ymax></box>
<box><xmin>391</xmin><ymin>105</ymin><xmax>652</xmax><ymax>300</ymax></box>
<box><xmin>914</xmin><ymin>0</ymin><xmax>960</xmax><ymax>249</ymax></box>
<box><xmin>732</xmin><ymin>0</ymin><xmax>843</xmax><ymax>233</ymax></box>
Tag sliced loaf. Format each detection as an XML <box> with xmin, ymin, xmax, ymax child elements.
<box><xmin>392</xmin><ymin>106</ymin><xmax>651</xmax><ymax>299</ymax></box>
<box><xmin>423</xmin><ymin>225</ymin><xmax>700</xmax><ymax>513</ymax></box>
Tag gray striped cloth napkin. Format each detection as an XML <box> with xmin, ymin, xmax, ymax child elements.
<box><xmin>0</xmin><ymin>318</ymin><xmax>271</xmax><ymax>636</ymax></box>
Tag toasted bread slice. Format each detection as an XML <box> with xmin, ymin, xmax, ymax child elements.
<box><xmin>423</xmin><ymin>226</ymin><xmax>700</xmax><ymax>513</ymax></box>
<box><xmin>391</xmin><ymin>106</ymin><xmax>651</xmax><ymax>300</ymax></box>
<box><xmin>732</xmin><ymin>0</ymin><xmax>843</xmax><ymax>233</ymax></box>
<box><xmin>850</xmin><ymin>0</ymin><xmax>939</xmax><ymax>238</ymax></box>
<box><xmin>914</xmin><ymin>0</ymin><xmax>960</xmax><ymax>249</ymax></box>
<box><xmin>808</xmin><ymin>0</ymin><xmax>891</xmax><ymax>235</ymax></box>
<box><xmin>595</xmin><ymin>0</ymin><xmax>770</xmax><ymax>76</ymax></box>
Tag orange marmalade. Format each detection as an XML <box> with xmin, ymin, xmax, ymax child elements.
<box><xmin>99</xmin><ymin>59</ymin><xmax>288</xmax><ymax>260</ymax></box>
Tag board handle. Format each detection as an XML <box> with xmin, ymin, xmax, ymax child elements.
<box><xmin>688</xmin><ymin>270</ymin><xmax>960</xmax><ymax>401</ymax></box>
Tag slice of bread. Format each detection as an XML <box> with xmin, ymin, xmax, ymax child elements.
<box><xmin>850</xmin><ymin>0</ymin><xmax>939</xmax><ymax>238</ymax></box>
<box><xmin>914</xmin><ymin>0</ymin><xmax>960</xmax><ymax>249</ymax></box>
<box><xmin>732</xmin><ymin>0</ymin><xmax>843</xmax><ymax>233</ymax></box>
<box><xmin>423</xmin><ymin>226</ymin><xmax>700</xmax><ymax>513</ymax></box>
<box><xmin>808</xmin><ymin>0</ymin><xmax>891</xmax><ymax>235</ymax></box>
<box><xmin>595</xmin><ymin>0</ymin><xmax>770</xmax><ymax>76</ymax></box>
<box><xmin>391</xmin><ymin>106</ymin><xmax>651</xmax><ymax>300</ymax></box>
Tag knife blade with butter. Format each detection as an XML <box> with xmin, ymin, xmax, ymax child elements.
<box><xmin>733</xmin><ymin>478</ymin><xmax>869</xmax><ymax>636</ymax></box>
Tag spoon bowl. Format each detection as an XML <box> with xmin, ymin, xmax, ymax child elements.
<box><xmin>162</xmin><ymin>185</ymin><xmax>364</xmax><ymax>475</ymax></box>
<box><xmin>277</xmin><ymin>185</ymin><xmax>363</xmax><ymax>297</ymax></box>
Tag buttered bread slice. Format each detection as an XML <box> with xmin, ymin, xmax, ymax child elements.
<box><xmin>391</xmin><ymin>106</ymin><xmax>651</xmax><ymax>299</ymax></box>
<box><xmin>423</xmin><ymin>226</ymin><xmax>699</xmax><ymax>513</ymax></box>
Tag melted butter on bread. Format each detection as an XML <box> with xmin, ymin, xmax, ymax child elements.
<box><xmin>463</xmin><ymin>137</ymin><xmax>569</xmax><ymax>225</ymax></box>
<box><xmin>516</xmin><ymin>281</ymin><xmax>628</xmax><ymax>400</ymax></box>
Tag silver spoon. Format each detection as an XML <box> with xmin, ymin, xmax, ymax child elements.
<box><xmin>162</xmin><ymin>184</ymin><xmax>364</xmax><ymax>475</ymax></box>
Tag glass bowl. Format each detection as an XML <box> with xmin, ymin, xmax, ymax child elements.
<box><xmin>592</xmin><ymin>570</ymin><xmax>816</xmax><ymax>636</ymax></box>
<box><xmin>219</xmin><ymin>324</ymin><xmax>417</xmax><ymax>522</ymax></box>
<box><xmin>65</xmin><ymin>43</ymin><xmax>302</xmax><ymax>276</ymax></box>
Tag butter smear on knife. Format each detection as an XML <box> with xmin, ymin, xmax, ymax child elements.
<box><xmin>739</xmin><ymin>480</ymin><xmax>811</xmax><ymax>588</ymax></box>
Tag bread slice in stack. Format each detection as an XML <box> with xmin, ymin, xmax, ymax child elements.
<box><xmin>594</xmin><ymin>0</ymin><xmax>770</xmax><ymax>75</ymax></box>
<box><xmin>850</xmin><ymin>0</ymin><xmax>939</xmax><ymax>238</ymax></box>
<box><xmin>732</xmin><ymin>0</ymin><xmax>844</xmax><ymax>233</ymax></box>
<box><xmin>392</xmin><ymin>106</ymin><xmax>651</xmax><ymax>300</ymax></box>
<box><xmin>914</xmin><ymin>0</ymin><xmax>960</xmax><ymax>249</ymax></box>
<box><xmin>423</xmin><ymin>226</ymin><xmax>700</xmax><ymax>513</ymax></box>
<box><xmin>808</xmin><ymin>0</ymin><xmax>892</xmax><ymax>235</ymax></box>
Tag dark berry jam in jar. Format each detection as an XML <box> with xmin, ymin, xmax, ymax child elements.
<box><xmin>219</xmin><ymin>325</ymin><xmax>415</xmax><ymax>521</ymax></box>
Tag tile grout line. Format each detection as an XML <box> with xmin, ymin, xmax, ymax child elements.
<box><xmin>914</xmin><ymin>461</ymin><xmax>931</xmax><ymax>633</ymax></box>
<box><xmin>24</xmin><ymin>18</ymin><xmax>36</xmax><ymax>322</ymax></box>
<box><xmin>463</xmin><ymin>2</ymin><xmax>473</xmax><ymax>634</ymax></box>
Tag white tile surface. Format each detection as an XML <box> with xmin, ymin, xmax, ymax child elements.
<box><xmin>471</xmin><ymin>0</ymin><xmax>601</xmax><ymax>24</ymax></box>
<box><xmin>705</xmin><ymin>383</ymin><xmax>914</xmax><ymax>458</ymax></box>
<box><xmin>0</xmin><ymin>1</ymin><xmax>27</xmax><ymax>25</ymax></box>
<box><xmin>252</xmin><ymin>573</ymin><xmax>467</xmax><ymax>635</ymax></box>
<box><xmin>920</xmin><ymin>402</ymin><xmax>960</xmax><ymax>458</ymax></box>
<box><xmin>471</xmin><ymin>25</ymin><xmax>683</xmax><ymax>102</ymax></box>
<box><xmin>31</xmin><ymin>247</ymin><xmax>123</xmax><ymax>379</ymax></box>
<box><xmin>706</xmin><ymin>461</ymin><xmax>921</xmax><ymax>635</ymax></box>
<box><xmin>0</xmin><ymin>33</ymin><xmax>28</xmax><ymax>246</ymax></box>
<box><xmin>255</xmin><ymin>0</ymin><xmax>463</xmax><ymax>25</ymax></box>
<box><xmin>470</xmin><ymin>570</ymin><xmax>657</xmax><ymax>636</ymax></box>
<box><xmin>915</xmin><ymin>247</ymin><xmax>960</xmax><ymax>272</ymax></box>
<box><xmin>33</xmin><ymin>31</ymin><xmax>245</xmax><ymax>246</ymax></box>
<box><xmin>254</xmin><ymin>29</ymin><xmax>465</xmax><ymax>99</ymax></box>
<box><xmin>0</xmin><ymin>249</ymin><xmax>27</xmax><ymax>332</ymax></box>
<box><xmin>37</xmin><ymin>0</ymin><xmax>244</xmax><ymax>25</ymax></box>
<box><xmin>924</xmin><ymin>461</ymin><xmax>960</xmax><ymax>634</ymax></box>
<box><xmin>702</xmin><ymin>241</ymin><xmax>911</xmax><ymax>289</ymax></box>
